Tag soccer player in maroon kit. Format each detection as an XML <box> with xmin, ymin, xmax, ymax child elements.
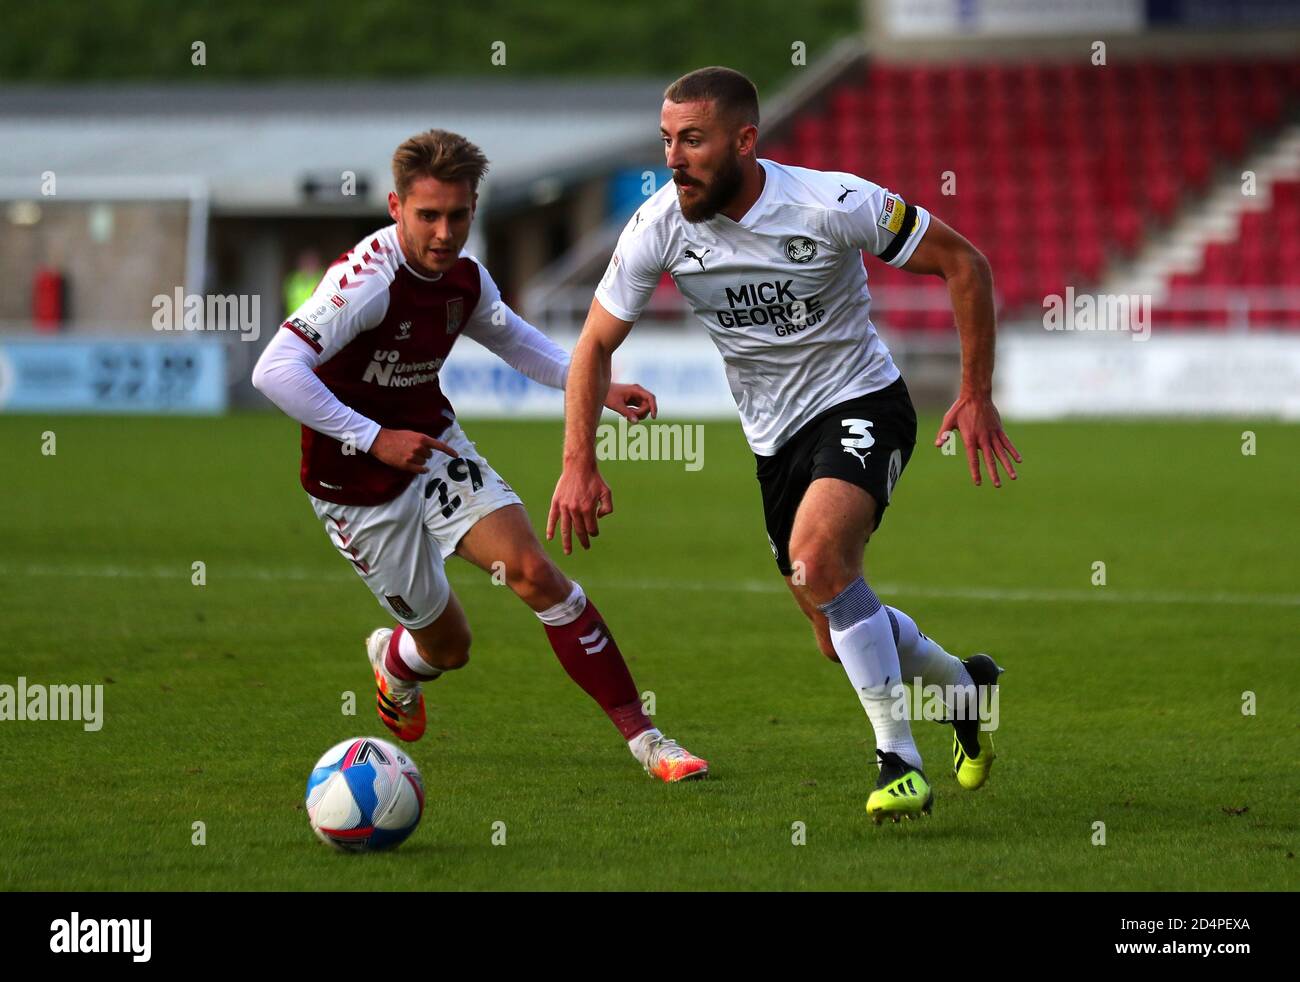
<box><xmin>253</xmin><ymin>129</ymin><xmax>707</xmax><ymax>781</ymax></box>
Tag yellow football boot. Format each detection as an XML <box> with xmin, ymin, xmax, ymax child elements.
<box><xmin>866</xmin><ymin>750</ymin><xmax>934</xmax><ymax>824</ymax></box>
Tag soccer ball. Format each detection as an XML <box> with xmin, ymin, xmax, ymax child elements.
<box><xmin>305</xmin><ymin>736</ymin><xmax>424</xmax><ymax>852</ymax></box>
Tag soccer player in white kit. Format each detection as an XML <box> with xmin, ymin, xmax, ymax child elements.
<box><xmin>254</xmin><ymin>129</ymin><xmax>707</xmax><ymax>783</ymax></box>
<box><xmin>549</xmin><ymin>68</ymin><xmax>1020</xmax><ymax>821</ymax></box>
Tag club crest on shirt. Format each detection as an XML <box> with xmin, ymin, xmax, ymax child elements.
<box><xmin>395</xmin><ymin>320</ymin><xmax>412</xmax><ymax>341</ymax></box>
<box><xmin>446</xmin><ymin>297</ymin><xmax>464</xmax><ymax>334</ymax></box>
<box><xmin>785</xmin><ymin>236</ymin><xmax>817</xmax><ymax>263</ymax></box>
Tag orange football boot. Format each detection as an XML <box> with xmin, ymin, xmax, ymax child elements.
<box><xmin>365</xmin><ymin>628</ymin><xmax>427</xmax><ymax>742</ymax></box>
<box><xmin>641</xmin><ymin>734</ymin><xmax>709</xmax><ymax>782</ymax></box>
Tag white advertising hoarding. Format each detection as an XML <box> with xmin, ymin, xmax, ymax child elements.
<box><xmin>996</xmin><ymin>333</ymin><xmax>1300</xmax><ymax>420</ymax></box>
<box><xmin>442</xmin><ymin>331</ymin><xmax>739</xmax><ymax>419</ymax></box>
<box><xmin>882</xmin><ymin>0</ymin><xmax>1143</xmax><ymax>37</ymax></box>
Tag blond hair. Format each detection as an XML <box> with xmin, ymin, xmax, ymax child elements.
<box><xmin>391</xmin><ymin>129</ymin><xmax>490</xmax><ymax>198</ymax></box>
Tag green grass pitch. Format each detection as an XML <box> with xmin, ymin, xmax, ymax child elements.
<box><xmin>0</xmin><ymin>412</ymin><xmax>1296</xmax><ymax>890</ymax></box>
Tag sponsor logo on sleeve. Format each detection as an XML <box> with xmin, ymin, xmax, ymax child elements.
<box><xmin>305</xmin><ymin>293</ymin><xmax>348</xmax><ymax>327</ymax></box>
<box><xmin>877</xmin><ymin>194</ymin><xmax>907</xmax><ymax>235</ymax></box>
<box><xmin>288</xmin><ymin>317</ymin><xmax>322</xmax><ymax>345</ymax></box>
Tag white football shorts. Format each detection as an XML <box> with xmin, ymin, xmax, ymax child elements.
<box><xmin>309</xmin><ymin>420</ymin><xmax>522</xmax><ymax>629</ymax></box>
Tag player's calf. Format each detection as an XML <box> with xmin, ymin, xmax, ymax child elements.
<box><xmin>537</xmin><ymin>580</ymin><xmax>709</xmax><ymax>781</ymax></box>
<box><xmin>497</xmin><ymin>546</ymin><xmax>572</xmax><ymax>612</ymax></box>
<box><xmin>407</xmin><ymin>615</ymin><xmax>472</xmax><ymax>671</ymax></box>
<box><xmin>785</xmin><ymin>577</ymin><xmax>840</xmax><ymax>661</ymax></box>
<box><xmin>455</xmin><ymin>502</ymin><xmax>708</xmax><ymax>780</ymax></box>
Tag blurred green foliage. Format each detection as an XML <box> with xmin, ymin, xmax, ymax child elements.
<box><xmin>5</xmin><ymin>0</ymin><xmax>860</xmax><ymax>93</ymax></box>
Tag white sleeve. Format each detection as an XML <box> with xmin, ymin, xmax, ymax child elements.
<box><xmin>251</xmin><ymin>330</ymin><xmax>383</xmax><ymax>451</ymax></box>
<box><xmin>251</xmin><ymin>275</ymin><xmax>390</xmax><ymax>451</ymax></box>
<box><xmin>460</xmin><ymin>262</ymin><xmax>570</xmax><ymax>390</ymax></box>
<box><xmin>593</xmin><ymin>210</ymin><xmax>666</xmax><ymax>322</ymax></box>
<box><xmin>825</xmin><ymin>181</ymin><xmax>930</xmax><ymax>268</ymax></box>
<box><xmin>275</xmin><ymin>273</ymin><xmax>390</xmax><ymax>363</ymax></box>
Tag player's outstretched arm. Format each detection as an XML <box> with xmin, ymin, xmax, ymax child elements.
<box><xmin>547</xmin><ymin>298</ymin><xmax>637</xmax><ymax>554</ymax></box>
<box><xmin>251</xmin><ymin>329</ymin><xmax>457</xmax><ymax>475</ymax></box>
<box><xmin>901</xmin><ymin>216</ymin><xmax>1022</xmax><ymax>487</ymax></box>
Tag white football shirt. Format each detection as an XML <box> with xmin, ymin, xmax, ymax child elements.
<box><xmin>595</xmin><ymin>158</ymin><xmax>930</xmax><ymax>455</ymax></box>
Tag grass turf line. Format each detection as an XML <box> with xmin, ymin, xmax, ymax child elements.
<box><xmin>0</xmin><ymin>414</ymin><xmax>1295</xmax><ymax>890</ymax></box>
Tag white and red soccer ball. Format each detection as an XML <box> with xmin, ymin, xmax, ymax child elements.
<box><xmin>305</xmin><ymin>737</ymin><xmax>423</xmax><ymax>852</ymax></box>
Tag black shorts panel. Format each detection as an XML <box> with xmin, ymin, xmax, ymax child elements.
<box><xmin>755</xmin><ymin>377</ymin><xmax>917</xmax><ymax>575</ymax></box>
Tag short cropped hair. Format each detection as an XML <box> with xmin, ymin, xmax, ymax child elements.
<box><xmin>391</xmin><ymin>129</ymin><xmax>490</xmax><ymax>198</ymax></box>
<box><xmin>664</xmin><ymin>66</ymin><xmax>760</xmax><ymax>128</ymax></box>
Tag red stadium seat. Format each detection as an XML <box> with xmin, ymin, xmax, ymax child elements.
<box><xmin>774</xmin><ymin>57</ymin><xmax>1300</xmax><ymax>327</ymax></box>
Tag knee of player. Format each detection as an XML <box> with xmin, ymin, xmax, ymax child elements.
<box><xmin>788</xmin><ymin>545</ymin><xmax>856</xmax><ymax>603</ymax></box>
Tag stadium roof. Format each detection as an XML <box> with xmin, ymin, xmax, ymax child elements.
<box><xmin>0</xmin><ymin>81</ymin><xmax>666</xmax><ymax>212</ymax></box>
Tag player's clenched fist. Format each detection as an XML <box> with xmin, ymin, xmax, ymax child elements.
<box><xmin>370</xmin><ymin>427</ymin><xmax>459</xmax><ymax>474</ymax></box>
<box><xmin>547</xmin><ymin>464</ymin><xmax>613</xmax><ymax>555</ymax></box>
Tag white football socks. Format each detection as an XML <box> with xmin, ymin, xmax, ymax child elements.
<box><xmin>394</xmin><ymin>626</ymin><xmax>442</xmax><ymax>681</ymax></box>
<box><xmin>818</xmin><ymin>578</ymin><xmax>922</xmax><ymax>770</ymax></box>
<box><xmin>886</xmin><ymin>606</ymin><xmax>974</xmax><ymax>718</ymax></box>
<box><xmin>887</xmin><ymin>605</ymin><xmax>972</xmax><ymax>684</ymax></box>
